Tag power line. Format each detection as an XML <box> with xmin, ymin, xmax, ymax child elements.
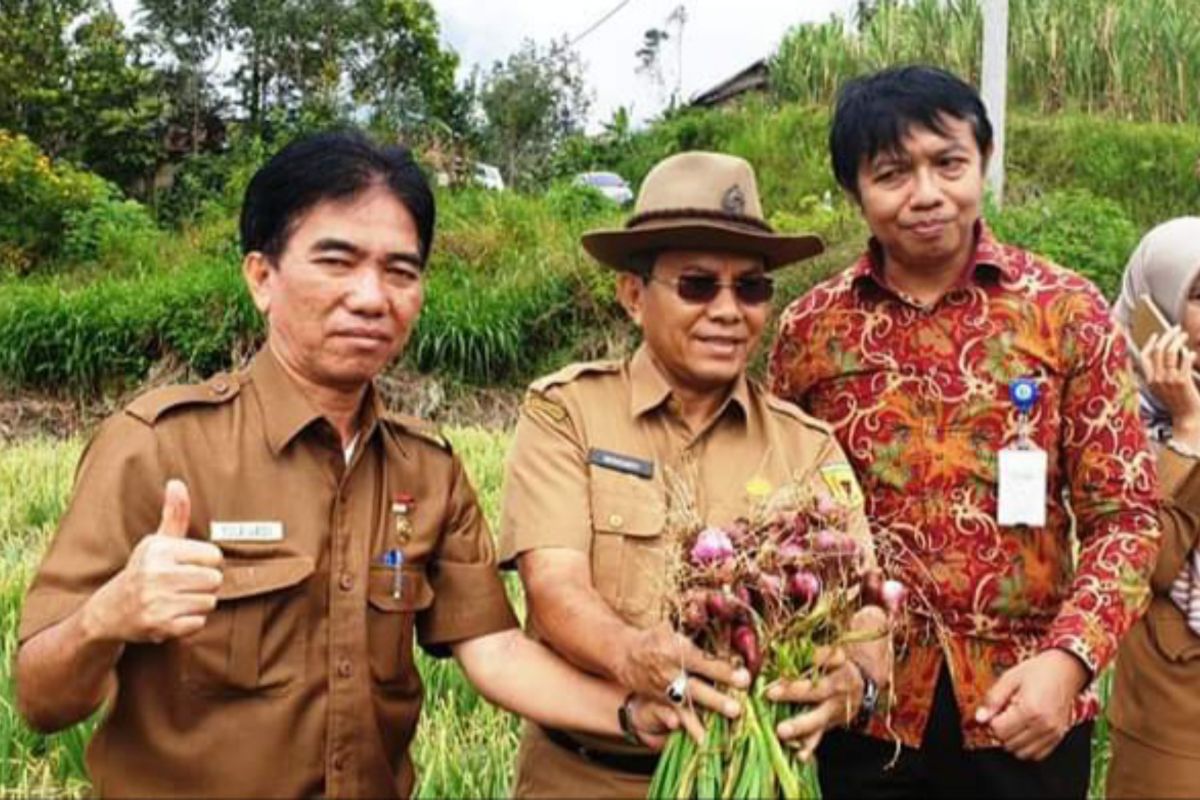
<box><xmin>569</xmin><ymin>0</ymin><xmax>637</xmax><ymax>46</ymax></box>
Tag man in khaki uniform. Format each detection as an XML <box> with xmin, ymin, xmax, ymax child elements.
<box><xmin>500</xmin><ymin>152</ymin><xmax>892</xmax><ymax>798</ymax></box>
<box><xmin>15</xmin><ymin>131</ymin><xmax>685</xmax><ymax>798</ymax></box>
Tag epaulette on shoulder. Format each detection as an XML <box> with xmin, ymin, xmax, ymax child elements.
<box><xmin>382</xmin><ymin>411</ymin><xmax>452</xmax><ymax>452</ymax></box>
<box><xmin>763</xmin><ymin>392</ymin><xmax>834</xmax><ymax>435</ymax></box>
<box><xmin>528</xmin><ymin>359</ymin><xmax>621</xmax><ymax>393</ymax></box>
<box><xmin>124</xmin><ymin>373</ymin><xmax>240</xmax><ymax>425</ymax></box>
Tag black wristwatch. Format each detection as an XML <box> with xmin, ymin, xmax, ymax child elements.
<box><xmin>849</xmin><ymin>662</ymin><xmax>879</xmax><ymax>730</ymax></box>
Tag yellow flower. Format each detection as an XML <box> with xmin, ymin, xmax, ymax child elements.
<box><xmin>745</xmin><ymin>476</ymin><xmax>772</xmax><ymax>499</ymax></box>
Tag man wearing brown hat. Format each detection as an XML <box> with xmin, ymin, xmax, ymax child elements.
<box><xmin>499</xmin><ymin>151</ymin><xmax>892</xmax><ymax>798</ymax></box>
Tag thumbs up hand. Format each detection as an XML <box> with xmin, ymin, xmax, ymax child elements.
<box><xmin>87</xmin><ymin>480</ymin><xmax>224</xmax><ymax>644</ymax></box>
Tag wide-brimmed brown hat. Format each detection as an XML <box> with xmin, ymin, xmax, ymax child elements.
<box><xmin>581</xmin><ymin>151</ymin><xmax>824</xmax><ymax>272</ymax></box>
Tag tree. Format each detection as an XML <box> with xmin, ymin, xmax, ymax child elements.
<box><xmin>665</xmin><ymin>4</ymin><xmax>687</xmax><ymax>104</ymax></box>
<box><xmin>138</xmin><ymin>0</ymin><xmax>228</xmax><ymax>154</ymax></box>
<box><xmin>347</xmin><ymin>0</ymin><xmax>462</xmax><ymax>136</ymax></box>
<box><xmin>68</xmin><ymin>10</ymin><xmax>167</xmax><ymax>190</ymax></box>
<box><xmin>635</xmin><ymin>5</ymin><xmax>687</xmax><ymax>109</ymax></box>
<box><xmin>0</xmin><ymin>0</ymin><xmax>99</xmax><ymax>156</ymax></box>
<box><xmin>478</xmin><ymin>38</ymin><xmax>590</xmax><ymax>189</ymax></box>
<box><xmin>635</xmin><ymin>27</ymin><xmax>670</xmax><ymax>99</ymax></box>
<box><xmin>0</xmin><ymin>0</ymin><xmax>166</xmax><ymax>191</ymax></box>
<box><xmin>225</xmin><ymin>0</ymin><xmax>286</xmax><ymax>130</ymax></box>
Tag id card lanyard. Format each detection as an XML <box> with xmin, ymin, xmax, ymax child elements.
<box><xmin>996</xmin><ymin>378</ymin><xmax>1048</xmax><ymax>527</ymax></box>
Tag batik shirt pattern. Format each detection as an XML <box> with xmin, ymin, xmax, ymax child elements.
<box><xmin>769</xmin><ymin>224</ymin><xmax>1160</xmax><ymax>748</ymax></box>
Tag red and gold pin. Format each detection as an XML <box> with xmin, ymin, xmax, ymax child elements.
<box><xmin>392</xmin><ymin>492</ymin><xmax>415</xmax><ymax>543</ymax></box>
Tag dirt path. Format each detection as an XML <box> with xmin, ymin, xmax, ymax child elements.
<box><xmin>1</xmin><ymin>367</ymin><xmax>524</xmax><ymax>442</ymax></box>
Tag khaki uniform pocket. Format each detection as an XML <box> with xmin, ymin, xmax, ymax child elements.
<box><xmin>367</xmin><ymin>565</ymin><xmax>434</xmax><ymax>687</ymax></box>
<box><xmin>183</xmin><ymin>555</ymin><xmax>314</xmax><ymax>695</ymax></box>
<box><xmin>1147</xmin><ymin>602</ymin><xmax>1200</xmax><ymax>663</ymax></box>
<box><xmin>589</xmin><ymin>471</ymin><xmax>667</xmax><ymax>628</ymax></box>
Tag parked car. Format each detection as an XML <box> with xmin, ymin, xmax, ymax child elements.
<box><xmin>573</xmin><ymin>171</ymin><xmax>634</xmax><ymax>206</ymax></box>
<box><xmin>473</xmin><ymin>162</ymin><xmax>505</xmax><ymax>190</ymax></box>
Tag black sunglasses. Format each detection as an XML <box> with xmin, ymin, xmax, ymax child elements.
<box><xmin>649</xmin><ymin>274</ymin><xmax>775</xmax><ymax>306</ymax></box>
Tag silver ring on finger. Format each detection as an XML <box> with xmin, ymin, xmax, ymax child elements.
<box><xmin>665</xmin><ymin>671</ymin><xmax>688</xmax><ymax>705</ymax></box>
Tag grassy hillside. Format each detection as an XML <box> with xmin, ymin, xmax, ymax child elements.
<box><xmin>4</xmin><ymin>102</ymin><xmax>1199</xmax><ymax>400</ymax></box>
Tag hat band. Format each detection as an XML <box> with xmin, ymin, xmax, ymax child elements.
<box><xmin>625</xmin><ymin>207</ymin><xmax>774</xmax><ymax>234</ymax></box>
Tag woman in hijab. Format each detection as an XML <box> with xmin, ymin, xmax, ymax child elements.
<box><xmin>1108</xmin><ymin>217</ymin><xmax>1200</xmax><ymax>798</ymax></box>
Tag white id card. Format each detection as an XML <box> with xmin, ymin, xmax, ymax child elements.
<box><xmin>997</xmin><ymin>448</ymin><xmax>1047</xmax><ymax>527</ymax></box>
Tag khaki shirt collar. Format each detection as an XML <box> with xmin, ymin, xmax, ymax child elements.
<box><xmin>628</xmin><ymin>344</ymin><xmax>751</xmax><ymax>422</ymax></box>
<box><xmin>250</xmin><ymin>346</ymin><xmax>384</xmax><ymax>456</ymax></box>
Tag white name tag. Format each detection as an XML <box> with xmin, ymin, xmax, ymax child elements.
<box><xmin>997</xmin><ymin>448</ymin><xmax>1047</xmax><ymax>527</ymax></box>
<box><xmin>210</xmin><ymin>521</ymin><xmax>284</xmax><ymax>543</ymax></box>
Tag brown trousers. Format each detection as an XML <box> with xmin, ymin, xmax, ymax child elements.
<box><xmin>511</xmin><ymin>722</ymin><xmax>653</xmax><ymax>799</ymax></box>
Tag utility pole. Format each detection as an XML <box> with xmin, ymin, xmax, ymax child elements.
<box><xmin>981</xmin><ymin>0</ymin><xmax>1009</xmax><ymax>206</ymax></box>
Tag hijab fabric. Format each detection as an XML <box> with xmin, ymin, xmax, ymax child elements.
<box><xmin>1113</xmin><ymin>217</ymin><xmax>1200</xmax><ymax>637</ymax></box>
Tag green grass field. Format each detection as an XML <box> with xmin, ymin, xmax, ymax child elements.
<box><xmin>0</xmin><ymin>432</ymin><xmax>1113</xmax><ymax>797</ymax></box>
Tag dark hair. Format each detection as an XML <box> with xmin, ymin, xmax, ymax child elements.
<box><xmin>829</xmin><ymin>65</ymin><xmax>993</xmax><ymax>199</ymax></box>
<box><xmin>628</xmin><ymin>250</ymin><xmax>659</xmax><ymax>278</ymax></box>
<box><xmin>239</xmin><ymin>129</ymin><xmax>435</xmax><ymax>264</ymax></box>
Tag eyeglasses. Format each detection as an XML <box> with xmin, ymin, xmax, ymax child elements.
<box><xmin>648</xmin><ymin>274</ymin><xmax>775</xmax><ymax>306</ymax></box>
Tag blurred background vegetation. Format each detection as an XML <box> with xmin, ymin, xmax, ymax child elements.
<box><xmin>5</xmin><ymin>0</ymin><xmax>1200</xmax><ymax>400</ymax></box>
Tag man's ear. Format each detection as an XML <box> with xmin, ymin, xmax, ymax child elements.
<box><xmin>243</xmin><ymin>251</ymin><xmax>274</xmax><ymax>315</ymax></box>
<box><xmin>615</xmin><ymin>272</ymin><xmax>646</xmax><ymax>328</ymax></box>
<box><xmin>980</xmin><ymin>141</ymin><xmax>995</xmax><ymax>174</ymax></box>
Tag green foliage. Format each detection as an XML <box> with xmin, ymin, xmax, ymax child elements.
<box><xmin>0</xmin><ymin>130</ymin><xmax>137</xmax><ymax>274</ymax></box>
<box><xmin>347</xmin><ymin>0</ymin><xmax>465</xmax><ymax>135</ymax></box>
<box><xmin>552</xmin><ymin>99</ymin><xmax>837</xmax><ymax>216</ymax></box>
<box><xmin>544</xmin><ymin>181</ymin><xmax>614</xmax><ymax>222</ymax></box>
<box><xmin>771</xmin><ymin>0</ymin><xmax>1200</xmax><ymax>125</ymax></box>
<box><xmin>989</xmin><ymin>190</ymin><xmax>1139</xmax><ymax>300</ymax></box>
<box><xmin>0</xmin><ymin>2</ymin><xmax>166</xmax><ymax>194</ymax></box>
<box><xmin>411</xmin><ymin>188</ymin><xmax>622</xmax><ymax>384</ymax></box>
<box><xmin>10</xmin><ymin>101</ymin><xmax>1199</xmax><ymax>394</ymax></box>
<box><xmin>0</xmin><ymin>259</ymin><xmax>260</xmax><ymax>395</ymax></box>
<box><xmin>478</xmin><ymin>38</ymin><xmax>590</xmax><ymax>189</ymax></box>
<box><xmin>1005</xmin><ymin>115</ymin><xmax>1200</xmax><ymax>230</ymax></box>
<box><xmin>61</xmin><ymin>200</ymin><xmax>160</xmax><ymax>266</ymax></box>
<box><xmin>153</xmin><ymin>132</ymin><xmax>271</xmax><ymax>227</ymax></box>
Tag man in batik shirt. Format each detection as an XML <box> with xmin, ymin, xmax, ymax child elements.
<box><xmin>769</xmin><ymin>65</ymin><xmax>1160</xmax><ymax>799</ymax></box>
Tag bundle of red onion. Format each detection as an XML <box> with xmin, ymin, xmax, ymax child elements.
<box><xmin>648</xmin><ymin>481</ymin><xmax>905</xmax><ymax>800</ymax></box>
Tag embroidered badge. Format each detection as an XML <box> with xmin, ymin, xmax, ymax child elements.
<box><xmin>745</xmin><ymin>476</ymin><xmax>773</xmax><ymax>499</ymax></box>
<box><xmin>819</xmin><ymin>464</ymin><xmax>864</xmax><ymax>507</ymax></box>
<box><xmin>522</xmin><ymin>392</ymin><xmax>568</xmax><ymax>424</ymax></box>
<box><xmin>721</xmin><ymin>184</ymin><xmax>746</xmax><ymax>215</ymax></box>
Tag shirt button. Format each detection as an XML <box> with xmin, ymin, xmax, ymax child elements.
<box><xmin>608</xmin><ymin>514</ymin><xmax>624</xmax><ymax>529</ymax></box>
<box><xmin>211</xmin><ymin>379</ymin><xmax>229</xmax><ymax>395</ymax></box>
<box><xmin>337</xmin><ymin>659</ymin><xmax>353</xmax><ymax>678</ymax></box>
<box><xmin>338</xmin><ymin>572</ymin><xmax>354</xmax><ymax>591</ymax></box>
